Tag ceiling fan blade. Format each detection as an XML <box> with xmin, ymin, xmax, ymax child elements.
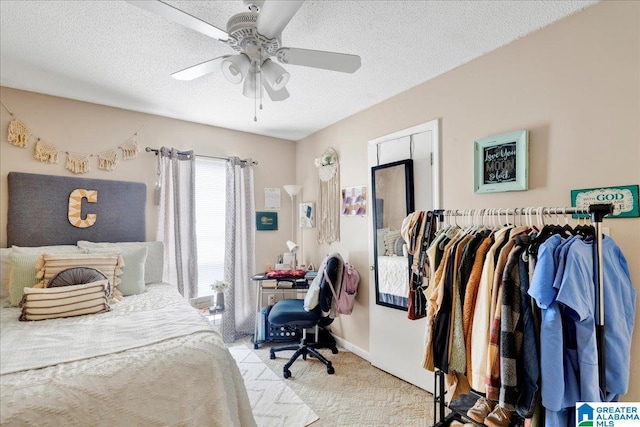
<box><xmin>171</xmin><ymin>56</ymin><xmax>230</xmax><ymax>81</ymax></box>
<box><xmin>127</xmin><ymin>1</ymin><xmax>228</xmax><ymax>41</ymax></box>
<box><xmin>263</xmin><ymin>76</ymin><xmax>290</xmax><ymax>101</ymax></box>
<box><xmin>277</xmin><ymin>48</ymin><xmax>361</xmax><ymax>73</ymax></box>
<box><xmin>256</xmin><ymin>0</ymin><xmax>304</xmax><ymax>40</ymax></box>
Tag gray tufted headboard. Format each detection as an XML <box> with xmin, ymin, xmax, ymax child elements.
<box><xmin>7</xmin><ymin>172</ymin><xmax>146</xmax><ymax>247</ymax></box>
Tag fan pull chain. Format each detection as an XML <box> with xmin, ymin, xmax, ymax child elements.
<box><xmin>259</xmin><ymin>52</ymin><xmax>263</xmax><ymax>111</ymax></box>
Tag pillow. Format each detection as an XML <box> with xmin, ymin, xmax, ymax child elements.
<box><xmin>12</xmin><ymin>245</ymin><xmax>83</xmax><ymax>254</ymax></box>
<box><xmin>1</xmin><ymin>248</ymin><xmax>12</xmax><ymax>299</ymax></box>
<box><xmin>86</xmin><ymin>247</ymin><xmax>147</xmax><ymax>296</ymax></box>
<box><xmin>8</xmin><ymin>252</ymin><xmax>42</xmax><ymax>306</ymax></box>
<box><xmin>77</xmin><ymin>241</ymin><xmax>163</xmax><ymax>284</ymax></box>
<box><xmin>384</xmin><ymin>230</ymin><xmax>401</xmax><ymax>256</ymax></box>
<box><xmin>376</xmin><ymin>228</ymin><xmax>389</xmax><ymax>256</ymax></box>
<box><xmin>36</xmin><ymin>253</ymin><xmax>123</xmax><ymax>294</ymax></box>
<box><xmin>393</xmin><ymin>236</ymin><xmax>405</xmax><ymax>256</ymax></box>
<box><xmin>20</xmin><ymin>280</ymin><xmax>110</xmax><ymax>321</ymax></box>
<box><xmin>7</xmin><ymin>246</ymin><xmax>86</xmax><ymax>306</ymax></box>
<box><xmin>48</xmin><ymin>267</ymin><xmax>108</xmax><ymax>288</ymax></box>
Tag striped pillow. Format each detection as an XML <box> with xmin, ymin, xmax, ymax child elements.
<box><xmin>36</xmin><ymin>253</ymin><xmax>123</xmax><ymax>301</ymax></box>
<box><xmin>20</xmin><ymin>280</ymin><xmax>110</xmax><ymax>321</ymax></box>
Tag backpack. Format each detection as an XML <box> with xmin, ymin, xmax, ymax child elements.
<box><xmin>338</xmin><ymin>263</ymin><xmax>360</xmax><ymax>314</ymax></box>
<box><xmin>326</xmin><ymin>261</ymin><xmax>360</xmax><ymax>315</ymax></box>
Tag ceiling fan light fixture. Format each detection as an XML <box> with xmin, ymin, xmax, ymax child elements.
<box><xmin>243</xmin><ymin>69</ymin><xmax>264</xmax><ymax>99</ymax></box>
<box><xmin>221</xmin><ymin>54</ymin><xmax>250</xmax><ymax>84</ymax></box>
<box><xmin>262</xmin><ymin>59</ymin><xmax>290</xmax><ymax>91</ymax></box>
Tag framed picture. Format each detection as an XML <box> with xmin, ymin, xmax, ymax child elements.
<box><xmin>256</xmin><ymin>211</ymin><xmax>278</xmax><ymax>231</ymax></box>
<box><xmin>342</xmin><ymin>186</ymin><xmax>367</xmax><ymax>216</ymax></box>
<box><xmin>299</xmin><ymin>202</ymin><xmax>315</xmax><ymax>228</ymax></box>
<box><xmin>474</xmin><ymin>129</ymin><xmax>528</xmax><ymax>193</ymax></box>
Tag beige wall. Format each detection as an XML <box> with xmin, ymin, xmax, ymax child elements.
<box><xmin>1</xmin><ymin>0</ymin><xmax>638</xmax><ymax>402</ymax></box>
<box><xmin>0</xmin><ymin>87</ymin><xmax>297</xmax><ymax>272</ymax></box>
<box><xmin>297</xmin><ymin>1</ymin><xmax>640</xmax><ymax>400</ymax></box>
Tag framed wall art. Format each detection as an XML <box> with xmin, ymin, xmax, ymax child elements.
<box><xmin>256</xmin><ymin>211</ymin><xmax>278</xmax><ymax>231</ymax></box>
<box><xmin>299</xmin><ymin>202</ymin><xmax>315</xmax><ymax>227</ymax></box>
<box><xmin>342</xmin><ymin>186</ymin><xmax>367</xmax><ymax>216</ymax></box>
<box><xmin>474</xmin><ymin>129</ymin><xmax>528</xmax><ymax>194</ymax></box>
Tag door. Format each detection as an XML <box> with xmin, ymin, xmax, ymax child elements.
<box><xmin>367</xmin><ymin>119</ymin><xmax>440</xmax><ymax>392</ymax></box>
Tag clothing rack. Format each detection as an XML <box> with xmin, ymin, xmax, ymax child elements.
<box><xmin>431</xmin><ymin>203</ymin><xmax>613</xmax><ymax>427</ymax></box>
<box><xmin>145</xmin><ymin>147</ymin><xmax>258</xmax><ymax>165</ymax></box>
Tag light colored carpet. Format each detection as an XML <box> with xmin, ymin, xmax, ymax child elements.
<box><xmin>229</xmin><ymin>345</ymin><xmax>319</xmax><ymax>427</ymax></box>
<box><xmin>246</xmin><ymin>341</ymin><xmax>434</xmax><ymax>427</ymax></box>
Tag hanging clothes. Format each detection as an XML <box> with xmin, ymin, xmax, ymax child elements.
<box><xmin>421</xmin><ymin>208</ymin><xmax>635</xmax><ymax>427</ymax></box>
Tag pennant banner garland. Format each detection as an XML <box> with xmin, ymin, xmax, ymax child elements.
<box><xmin>2</xmin><ymin>101</ymin><xmax>142</xmax><ymax>174</ymax></box>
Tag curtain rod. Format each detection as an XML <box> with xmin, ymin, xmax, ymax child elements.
<box><xmin>145</xmin><ymin>147</ymin><xmax>258</xmax><ymax>165</ymax></box>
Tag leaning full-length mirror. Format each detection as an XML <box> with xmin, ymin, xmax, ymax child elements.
<box><xmin>371</xmin><ymin>159</ymin><xmax>414</xmax><ymax>310</ymax></box>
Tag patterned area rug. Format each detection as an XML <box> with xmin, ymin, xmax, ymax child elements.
<box><xmin>249</xmin><ymin>342</ymin><xmax>434</xmax><ymax>427</ymax></box>
<box><xmin>229</xmin><ymin>346</ymin><xmax>319</xmax><ymax>427</ymax></box>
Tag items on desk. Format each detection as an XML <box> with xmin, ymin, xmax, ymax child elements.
<box><xmin>266</xmin><ymin>269</ymin><xmax>306</xmax><ymax>279</ymax></box>
<box><xmin>282</xmin><ymin>252</ymin><xmax>296</xmax><ymax>269</ymax></box>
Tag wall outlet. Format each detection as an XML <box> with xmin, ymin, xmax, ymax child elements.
<box><xmin>268</xmin><ymin>294</ymin><xmax>275</xmax><ymax>306</ymax></box>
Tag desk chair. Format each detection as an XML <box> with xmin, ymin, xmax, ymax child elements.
<box><xmin>268</xmin><ymin>254</ymin><xmax>342</xmax><ymax>378</ymax></box>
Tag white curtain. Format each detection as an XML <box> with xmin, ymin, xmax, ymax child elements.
<box><xmin>156</xmin><ymin>147</ymin><xmax>198</xmax><ymax>300</ymax></box>
<box><xmin>221</xmin><ymin>157</ymin><xmax>256</xmax><ymax>343</ymax></box>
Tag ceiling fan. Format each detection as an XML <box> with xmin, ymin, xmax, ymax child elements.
<box><xmin>128</xmin><ymin>0</ymin><xmax>361</xmax><ymax>115</ymax></box>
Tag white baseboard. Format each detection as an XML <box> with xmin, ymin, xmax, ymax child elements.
<box><xmin>333</xmin><ymin>335</ymin><xmax>370</xmax><ymax>362</ymax></box>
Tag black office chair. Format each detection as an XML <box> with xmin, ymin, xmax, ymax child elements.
<box><xmin>268</xmin><ymin>254</ymin><xmax>342</xmax><ymax>379</ymax></box>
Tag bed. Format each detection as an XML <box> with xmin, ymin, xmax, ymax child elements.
<box><xmin>377</xmin><ymin>255</ymin><xmax>409</xmax><ymax>307</ymax></box>
<box><xmin>0</xmin><ymin>172</ymin><xmax>255</xmax><ymax>426</ymax></box>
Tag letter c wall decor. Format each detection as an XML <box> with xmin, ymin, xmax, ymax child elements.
<box><xmin>68</xmin><ymin>189</ymin><xmax>98</xmax><ymax>228</ymax></box>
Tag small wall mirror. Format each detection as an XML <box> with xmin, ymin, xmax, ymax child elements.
<box><xmin>371</xmin><ymin>159</ymin><xmax>414</xmax><ymax>310</ymax></box>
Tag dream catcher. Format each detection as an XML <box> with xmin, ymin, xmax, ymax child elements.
<box><xmin>315</xmin><ymin>147</ymin><xmax>340</xmax><ymax>244</ymax></box>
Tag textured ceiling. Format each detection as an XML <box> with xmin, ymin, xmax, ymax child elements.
<box><xmin>0</xmin><ymin>1</ymin><xmax>597</xmax><ymax>141</ymax></box>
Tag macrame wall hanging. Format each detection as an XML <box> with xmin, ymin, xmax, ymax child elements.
<box><xmin>2</xmin><ymin>101</ymin><xmax>142</xmax><ymax>174</ymax></box>
<box><xmin>315</xmin><ymin>147</ymin><xmax>340</xmax><ymax>244</ymax></box>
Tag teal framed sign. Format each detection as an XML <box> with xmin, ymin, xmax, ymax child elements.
<box><xmin>571</xmin><ymin>185</ymin><xmax>639</xmax><ymax>218</ymax></box>
<box><xmin>474</xmin><ymin>129</ymin><xmax>528</xmax><ymax>193</ymax></box>
<box><xmin>256</xmin><ymin>211</ymin><xmax>278</xmax><ymax>230</ymax></box>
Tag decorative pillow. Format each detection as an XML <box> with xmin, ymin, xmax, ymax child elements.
<box><xmin>48</xmin><ymin>267</ymin><xmax>108</xmax><ymax>288</ymax></box>
<box><xmin>393</xmin><ymin>236</ymin><xmax>405</xmax><ymax>256</ymax></box>
<box><xmin>12</xmin><ymin>245</ymin><xmax>83</xmax><ymax>254</ymax></box>
<box><xmin>8</xmin><ymin>252</ymin><xmax>42</xmax><ymax>306</ymax></box>
<box><xmin>384</xmin><ymin>230</ymin><xmax>401</xmax><ymax>256</ymax></box>
<box><xmin>36</xmin><ymin>253</ymin><xmax>123</xmax><ymax>301</ymax></box>
<box><xmin>20</xmin><ymin>280</ymin><xmax>110</xmax><ymax>321</ymax></box>
<box><xmin>376</xmin><ymin>228</ymin><xmax>390</xmax><ymax>256</ymax></box>
<box><xmin>77</xmin><ymin>241</ymin><xmax>163</xmax><ymax>284</ymax></box>
<box><xmin>7</xmin><ymin>246</ymin><xmax>86</xmax><ymax>306</ymax></box>
<box><xmin>86</xmin><ymin>246</ymin><xmax>147</xmax><ymax>296</ymax></box>
<box><xmin>1</xmin><ymin>248</ymin><xmax>12</xmax><ymax>299</ymax></box>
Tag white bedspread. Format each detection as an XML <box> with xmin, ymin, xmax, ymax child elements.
<box><xmin>377</xmin><ymin>255</ymin><xmax>409</xmax><ymax>297</ymax></box>
<box><xmin>0</xmin><ymin>283</ymin><xmax>256</xmax><ymax>427</ymax></box>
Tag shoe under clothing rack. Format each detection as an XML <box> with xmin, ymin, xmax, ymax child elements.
<box><xmin>430</xmin><ymin>204</ymin><xmax>613</xmax><ymax>427</ymax></box>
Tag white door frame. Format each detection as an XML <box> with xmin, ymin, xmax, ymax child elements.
<box><xmin>367</xmin><ymin>118</ymin><xmax>441</xmax><ymax>392</ymax></box>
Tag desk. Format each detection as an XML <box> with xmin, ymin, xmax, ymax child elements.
<box><xmin>252</xmin><ymin>271</ymin><xmax>315</xmax><ymax>349</ymax></box>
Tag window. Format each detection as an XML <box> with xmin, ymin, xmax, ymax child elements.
<box><xmin>195</xmin><ymin>157</ymin><xmax>226</xmax><ymax>297</ymax></box>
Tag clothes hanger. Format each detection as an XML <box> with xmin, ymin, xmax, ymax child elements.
<box><xmin>560</xmin><ymin>208</ymin><xmax>575</xmax><ymax>237</ymax></box>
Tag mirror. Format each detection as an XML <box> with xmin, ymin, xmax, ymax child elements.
<box><xmin>371</xmin><ymin>159</ymin><xmax>414</xmax><ymax>310</ymax></box>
